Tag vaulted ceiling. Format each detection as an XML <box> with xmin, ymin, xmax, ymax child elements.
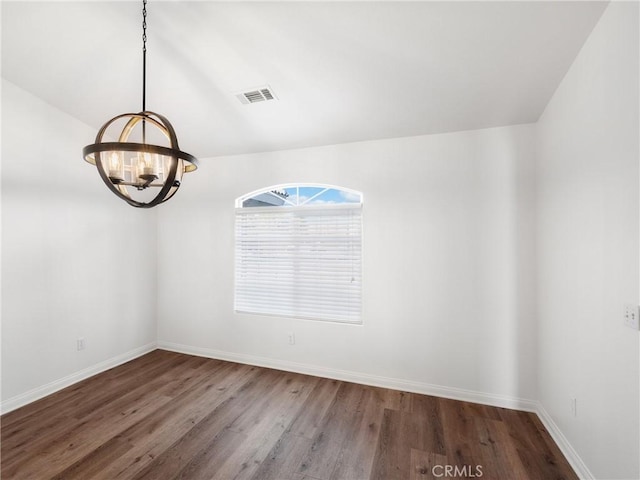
<box><xmin>2</xmin><ymin>1</ymin><xmax>607</xmax><ymax>158</ymax></box>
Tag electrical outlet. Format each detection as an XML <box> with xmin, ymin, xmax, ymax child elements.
<box><xmin>623</xmin><ymin>304</ymin><xmax>640</xmax><ymax>330</ymax></box>
<box><xmin>570</xmin><ymin>397</ymin><xmax>577</xmax><ymax>417</ymax></box>
<box><xmin>77</xmin><ymin>338</ymin><xmax>85</xmax><ymax>351</ymax></box>
<box><xmin>287</xmin><ymin>332</ymin><xmax>295</xmax><ymax>345</ymax></box>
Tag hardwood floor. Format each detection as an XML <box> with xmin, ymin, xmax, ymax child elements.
<box><xmin>1</xmin><ymin>350</ymin><xmax>577</xmax><ymax>480</ymax></box>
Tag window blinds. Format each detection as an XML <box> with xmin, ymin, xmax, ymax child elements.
<box><xmin>235</xmin><ymin>204</ymin><xmax>362</xmax><ymax>324</ymax></box>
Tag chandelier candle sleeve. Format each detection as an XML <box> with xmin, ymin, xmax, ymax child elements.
<box><xmin>82</xmin><ymin>0</ymin><xmax>198</xmax><ymax>208</ymax></box>
<box><xmin>107</xmin><ymin>152</ymin><xmax>124</xmax><ymax>183</ymax></box>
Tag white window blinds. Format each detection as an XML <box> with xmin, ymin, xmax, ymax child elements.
<box><xmin>235</xmin><ymin>204</ymin><xmax>362</xmax><ymax>324</ymax></box>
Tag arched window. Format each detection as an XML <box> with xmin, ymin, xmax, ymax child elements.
<box><xmin>235</xmin><ymin>184</ymin><xmax>363</xmax><ymax>324</ymax></box>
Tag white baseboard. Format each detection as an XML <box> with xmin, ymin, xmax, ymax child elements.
<box><xmin>157</xmin><ymin>341</ymin><xmax>538</xmax><ymax>413</ymax></box>
<box><xmin>1</xmin><ymin>342</ymin><xmax>157</xmax><ymax>415</ymax></box>
<box><xmin>534</xmin><ymin>402</ymin><xmax>595</xmax><ymax>480</ymax></box>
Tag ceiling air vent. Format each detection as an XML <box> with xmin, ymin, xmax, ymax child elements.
<box><xmin>236</xmin><ymin>86</ymin><xmax>277</xmax><ymax>105</ymax></box>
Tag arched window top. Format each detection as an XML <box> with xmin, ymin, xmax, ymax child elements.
<box><xmin>236</xmin><ymin>184</ymin><xmax>362</xmax><ymax>208</ymax></box>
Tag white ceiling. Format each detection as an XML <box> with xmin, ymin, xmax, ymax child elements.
<box><xmin>2</xmin><ymin>1</ymin><xmax>607</xmax><ymax>158</ymax></box>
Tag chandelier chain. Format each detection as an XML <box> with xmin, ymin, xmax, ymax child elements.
<box><xmin>142</xmin><ymin>0</ymin><xmax>147</xmax><ymax>53</ymax></box>
<box><xmin>142</xmin><ymin>0</ymin><xmax>147</xmax><ymax>121</ymax></box>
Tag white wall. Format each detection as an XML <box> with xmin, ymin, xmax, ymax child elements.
<box><xmin>157</xmin><ymin>123</ymin><xmax>538</xmax><ymax>405</ymax></box>
<box><xmin>536</xmin><ymin>2</ymin><xmax>639</xmax><ymax>479</ymax></box>
<box><xmin>3</xmin><ymin>4</ymin><xmax>638</xmax><ymax>477</ymax></box>
<box><xmin>1</xmin><ymin>80</ymin><xmax>158</xmax><ymax>410</ymax></box>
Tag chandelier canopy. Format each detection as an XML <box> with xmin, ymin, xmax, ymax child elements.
<box><xmin>83</xmin><ymin>0</ymin><xmax>198</xmax><ymax>208</ymax></box>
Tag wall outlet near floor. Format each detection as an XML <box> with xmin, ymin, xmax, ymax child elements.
<box><xmin>287</xmin><ymin>332</ymin><xmax>295</xmax><ymax>345</ymax></box>
<box><xmin>623</xmin><ymin>304</ymin><xmax>640</xmax><ymax>330</ymax></box>
<box><xmin>77</xmin><ymin>337</ymin><xmax>85</xmax><ymax>351</ymax></box>
<box><xmin>570</xmin><ymin>397</ymin><xmax>577</xmax><ymax>417</ymax></box>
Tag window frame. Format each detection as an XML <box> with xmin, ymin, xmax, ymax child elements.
<box><xmin>234</xmin><ymin>184</ymin><xmax>363</xmax><ymax>325</ymax></box>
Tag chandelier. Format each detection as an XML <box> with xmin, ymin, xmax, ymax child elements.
<box><xmin>83</xmin><ymin>0</ymin><xmax>198</xmax><ymax>208</ymax></box>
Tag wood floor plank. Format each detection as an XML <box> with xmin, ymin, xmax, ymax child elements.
<box><xmin>409</xmin><ymin>449</ymin><xmax>449</xmax><ymax>480</ymax></box>
<box><xmin>1</xmin><ymin>351</ymin><xmax>580</xmax><ymax>480</ymax></box>
<box><xmin>296</xmin><ymin>382</ymin><xmax>370</xmax><ymax>479</ymax></box>
<box><xmin>192</xmin><ymin>372</ymin><xmax>316</xmax><ymax>480</ymax></box>
<box><xmin>410</xmin><ymin>394</ymin><xmax>446</xmax><ymax>456</ymax></box>
<box><xmin>292</xmin><ymin>474</ymin><xmax>325</xmax><ymax>480</ymax></box>
<box><xmin>439</xmin><ymin>398</ymin><xmax>482</xmax><ymax>470</ymax></box>
<box><xmin>371</xmin><ymin>392</ymin><xmax>449</xmax><ymax>480</ymax></box>
<box><xmin>473</xmin><ymin>416</ymin><xmax>529</xmax><ymax>480</ymax></box>
<box><xmin>170</xmin><ymin>427</ymin><xmax>249</xmax><ymax>480</ymax></box>
<box><xmin>286</xmin><ymin>377</ymin><xmax>342</xmax><ymax>440</ymax></box>
<box><xmin>329</xmin><ymin>386</ymin><xmax>387</xmax><ymax>480</ymax></box>
<box><xmin>250</xmin><ymin>432</ymin><xmax>314</xmax><ymax>480</ymax></box>
<box><xmin>370</xmin><ymin>408</ymin><xmax>419</xmax><ymax>480</ymax></box>
<box><xmin>251</xmin><ymin>378</ymin><xmax>345</xmax><ymax>480</ymax></box>
<box><xmin>382</xmin><ymin>389</ymin><xmax>412</xmax><ymax>413</ymax></box>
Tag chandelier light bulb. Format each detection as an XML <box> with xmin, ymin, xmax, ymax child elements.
<box><xmin>137</xmin><ymin>152</ymin><xmax>158</xmax><ymax>183</ymax></box>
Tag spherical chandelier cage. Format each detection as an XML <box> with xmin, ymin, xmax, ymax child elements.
<box><xmin>83</xmin><ymin>111</ymin><xmax>198</xmax><ymax>208</ymax></box>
